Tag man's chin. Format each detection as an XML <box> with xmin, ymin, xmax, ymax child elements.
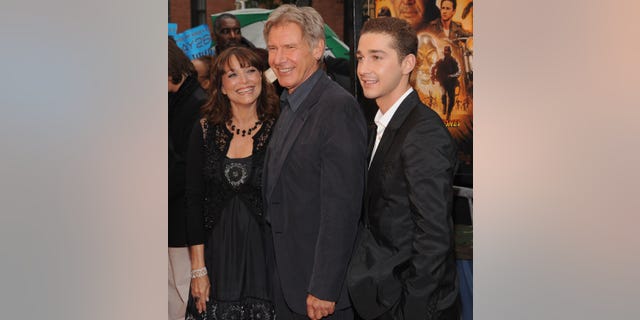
<box><xmin>362</xmin><ymin>90</ymin><xmax>378</xmax><ymax>100</ymax></box>
<box><xmin>219</xmin><ymin>42</ymin><xmax>241</xmax><ymax>51</ymax></box>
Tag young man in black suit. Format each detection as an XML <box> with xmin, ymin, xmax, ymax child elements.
<box><xmin>262</xmin><ymin>4</ymin><xmax>367</xmax><ymax>320</ymax></box>
<box><xmin>348</xmin><ymin>17</ymin><xmax>459</xmax><ymax>320</ymax></box>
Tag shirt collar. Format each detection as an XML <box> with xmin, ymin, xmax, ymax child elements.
<box><xmin>280</xmin><ymin>69</ymin><xmax>324</xmax><ymax>112</ymax></box>
<box><xmin>374</xmin><ymin>87</ymin><xmax>414</xmax><ymax>129</ymax></box>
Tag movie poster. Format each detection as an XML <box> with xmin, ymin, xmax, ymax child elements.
<box><xmin>374</xmin><ymin>0</ymin><xmax>473</xmax><ymax>185</ymax></box>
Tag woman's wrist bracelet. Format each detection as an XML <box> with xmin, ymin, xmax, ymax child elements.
<box><xmin>191</xmin><ymin>267</ymin><xmax>207</xmax><ymax>279</ymax></box>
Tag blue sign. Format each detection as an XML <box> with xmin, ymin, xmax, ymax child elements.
<box><xmin>173</xmin><ymin>24</ymin><xmax>214</xmax><ymax>60</ymax></box>
<box><xmin>168</xmin><ymin>23</ymin><xmax>177</xmax><ymax>37</ymax></box>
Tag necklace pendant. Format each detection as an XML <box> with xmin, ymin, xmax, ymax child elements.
<box><xmin>230</xmin><ymin>120</ymin><xmax>261</xmax><ymax>136</ymax></box>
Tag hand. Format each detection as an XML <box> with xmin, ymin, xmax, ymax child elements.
<box><xmin>306</xmin><ymin>294</ymin><xmax>335</xmax><ymax>320</ymax></box>
<box><xmin>190</xmin><ymin>275</ymin><xmax>210</xmax><ymax>314</ymax></box>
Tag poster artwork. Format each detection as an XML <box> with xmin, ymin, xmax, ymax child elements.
<box><xmin>374</xmin><ymin>0</ymin><xmax>473</xmax><ymax>182</ymax></box>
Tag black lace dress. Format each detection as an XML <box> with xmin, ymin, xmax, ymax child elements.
<box><xmin>185</xmin><ymin>119</ymin><xmax>275</xmax><ymax>320</ymax></box>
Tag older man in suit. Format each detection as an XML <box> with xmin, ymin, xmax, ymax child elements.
<box><xmin>262</xmin><ymin>5</ymin><xmax>367</xmax><ymax>320</ymax></box>
<box><xmin>348</xmin><ymin>17</ymin><xmax>459</xmax><ymax>320</ymax></box>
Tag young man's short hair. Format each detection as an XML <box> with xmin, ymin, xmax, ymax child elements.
<box><xmin>360</xmin><ymin>17</ymin><xmax>417</xmax><ymax>61</ymax></box>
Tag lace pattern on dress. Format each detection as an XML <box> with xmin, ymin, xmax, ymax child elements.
<box><xmin>185</xmin><ymin>297</ymin><xmax>275</xmax><ymax>320</ymax></box>
<box><xmin>199</xmin><ymin>118</ymin><xmax>274</xmax><ymax>230</ymax></box>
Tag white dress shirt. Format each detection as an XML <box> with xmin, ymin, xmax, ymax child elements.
<box><xmin>369</xmin><ymin>88</ymin><xmax>414</xmax><ymax>167</ymax></box>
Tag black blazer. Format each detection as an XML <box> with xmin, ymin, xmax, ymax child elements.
<box><xmin>263</xmin><ymin>73</ymin><xmax>367</xmax><ymax>314</ymax></box>
<box><xmin>169</xmin><ymin>76</ymin><xmax>207</xmax><ymax>247</ymax></box>
<box><xmin>347</xmin><ymin>91</ymin><xmax>458</xmax><ymax>319</ymax></box>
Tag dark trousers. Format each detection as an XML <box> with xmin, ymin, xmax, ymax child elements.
<box><xmin>441</xmin><ymin>84</ymin><xmax>456</xmax><ymax>119</ymax></box>
<box><xmin>368</xmin><ymin>303</ymin><xmax>458</xmax><ymax>320</ymax></box>
<box><xmin>264</xmin><ymin>224</ymin><xmax>354</xmax><ymax>320</ymax></box>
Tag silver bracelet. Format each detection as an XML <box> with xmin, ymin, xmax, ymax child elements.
<box><xmin>191</xmin><ymin>267</ymin><xmax>207</xmax><ymax>279</ymax></box>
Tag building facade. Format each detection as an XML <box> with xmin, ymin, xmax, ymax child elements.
<box><xmin>168</xmin><ymin>0</ymin><xmax>345</xmax><ymax>41</ymax></box>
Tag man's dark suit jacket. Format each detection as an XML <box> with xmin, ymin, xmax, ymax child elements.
<box><xmin>347</xmin><ymin>91</ymin><xmax>458</xmax><ymax>319</ymax></box>
<box><xmin>263</xmin><ymin>72</ymin><xmax>367</xmax><ymax>314</ymax></box>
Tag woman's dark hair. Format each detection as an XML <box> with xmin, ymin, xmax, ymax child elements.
<box><xmin>201</xmin><ymin>46</ymin><xmax>279</xmax><ymax>125</ymax></box>
<box><xmin>168</xmin><ymin>36</ymin><xmax>195</xmax><ymax>84</ymax></box>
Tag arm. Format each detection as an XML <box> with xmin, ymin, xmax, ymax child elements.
<box><xmin>307</xmin><ymin>99</ymin><xmax>368</xmax><ymax>317</ymax></box>
<box><xmin>451</xmin><ymin>60</ymin><xmax>461</xmax><ymax>78</ymax></box>
<box><xmin>185</xmin><ymin>121</ymin><xmax>206</xmax><ymax>246</ymax></box>
<box><xmin>184</xmin><ymin>121</ymin><xmax>210</xmax><ymax>313</ymax></box>
<box><xmin>399</xmin><ymin>116</ymin><xmax>457</xmax><ymax>319</ymax></box>
<box><xmin>188</xmin><ymin>244</ymin><xmax>210</xmax><ymax>313</ymax></box>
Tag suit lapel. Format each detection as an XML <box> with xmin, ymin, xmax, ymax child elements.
<box><xmin>362</xmin><ymin>122</ymin><xmax>377</xmax><ymax>223</ymax></box>
<box><xmin>367</xmin><ymin>91</ymin><xmax>420</xmax><ymax>184</ymax></box>
<box><xmin>265</xmin><ymin>76</ymin><xmax>329</xmax><ymax>200</ymax></box>
<box><xmin>366</xmin><ymin>122</ymin><xmax>377</xmax><ymax>164</ymax></box>
<box><xmin>365</xmin><ymin>92</ymin><xmax>419</xmax><ymax>220</ymax></box>
<box><xmin>366</xmin><ymin>91</ymin><xmax>420</xmax><ymax>210</ymax></box>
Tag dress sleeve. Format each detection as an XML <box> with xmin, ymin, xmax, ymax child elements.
<box><xmin>185</xmin><ymin>121</ymin><xmax>206</xmax><ymax>246</ymax></box>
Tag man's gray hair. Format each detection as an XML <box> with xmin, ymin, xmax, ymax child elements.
<box><xmin>263</xmin><ymin>4</ymin><xmax>325</xmax><ymax>51</ymax></box>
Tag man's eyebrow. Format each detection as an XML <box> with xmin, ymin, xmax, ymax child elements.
<box><xmin>358</xmin><ymin>49</ymin><xmax>386</xmax><ymax>55</ymax></box>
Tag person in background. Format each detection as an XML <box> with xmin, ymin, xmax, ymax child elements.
<box><xmin>192</xmin><ymin>56</ymin><xmax>213</xmax><ymax>91</ymax></box>
<box><xmin>184</xmin><ymin>46</ymin><xmax>279</xmax><ymax>320</ymax></box>
<box><xmin>425</xmin><ymin>0</ymin><xmax>472</xmax><ymax>41</ymax></box>
<box><xmin>431</xmin><ymin>45</ymin><xmax>460</xmax><ymax>120</ymax></box>
<box><xmin>211</xmin><ymin>13</ymin><xmax>244</xmax><ymax>54</ymax></box>
<box><xmin>169</xmin><ymin>36</ymin><xmax>208</xmax><ymax>320</ymax></box>
<box><xmin>212</xmin><ymin>13</ymin><xmax>269</xmax><ymax>66</ymax></box>
<box><xmin>262</xmin><ymin>4</ymin><xmax>367</xmax><ymax>320</ymax></box>
<box><xmin>348</xmin><ymin>17</ymin><xmax>459</xmax><ymax>320</ymax></box>
<box><xmin>389</xmin><ymin>0</ymin><xmax>440</xmax><ymax>30</ymax></box>
<box><xmin>425</xmin><ymin>0</ymin><xmax>472</xmax><ymax>99</ymax></box>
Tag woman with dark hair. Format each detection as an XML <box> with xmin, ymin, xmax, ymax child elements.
<box><xmin>184</xmin><ymin>46</ymin><xmax>279</xmax><ymax>320</ymax></box>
